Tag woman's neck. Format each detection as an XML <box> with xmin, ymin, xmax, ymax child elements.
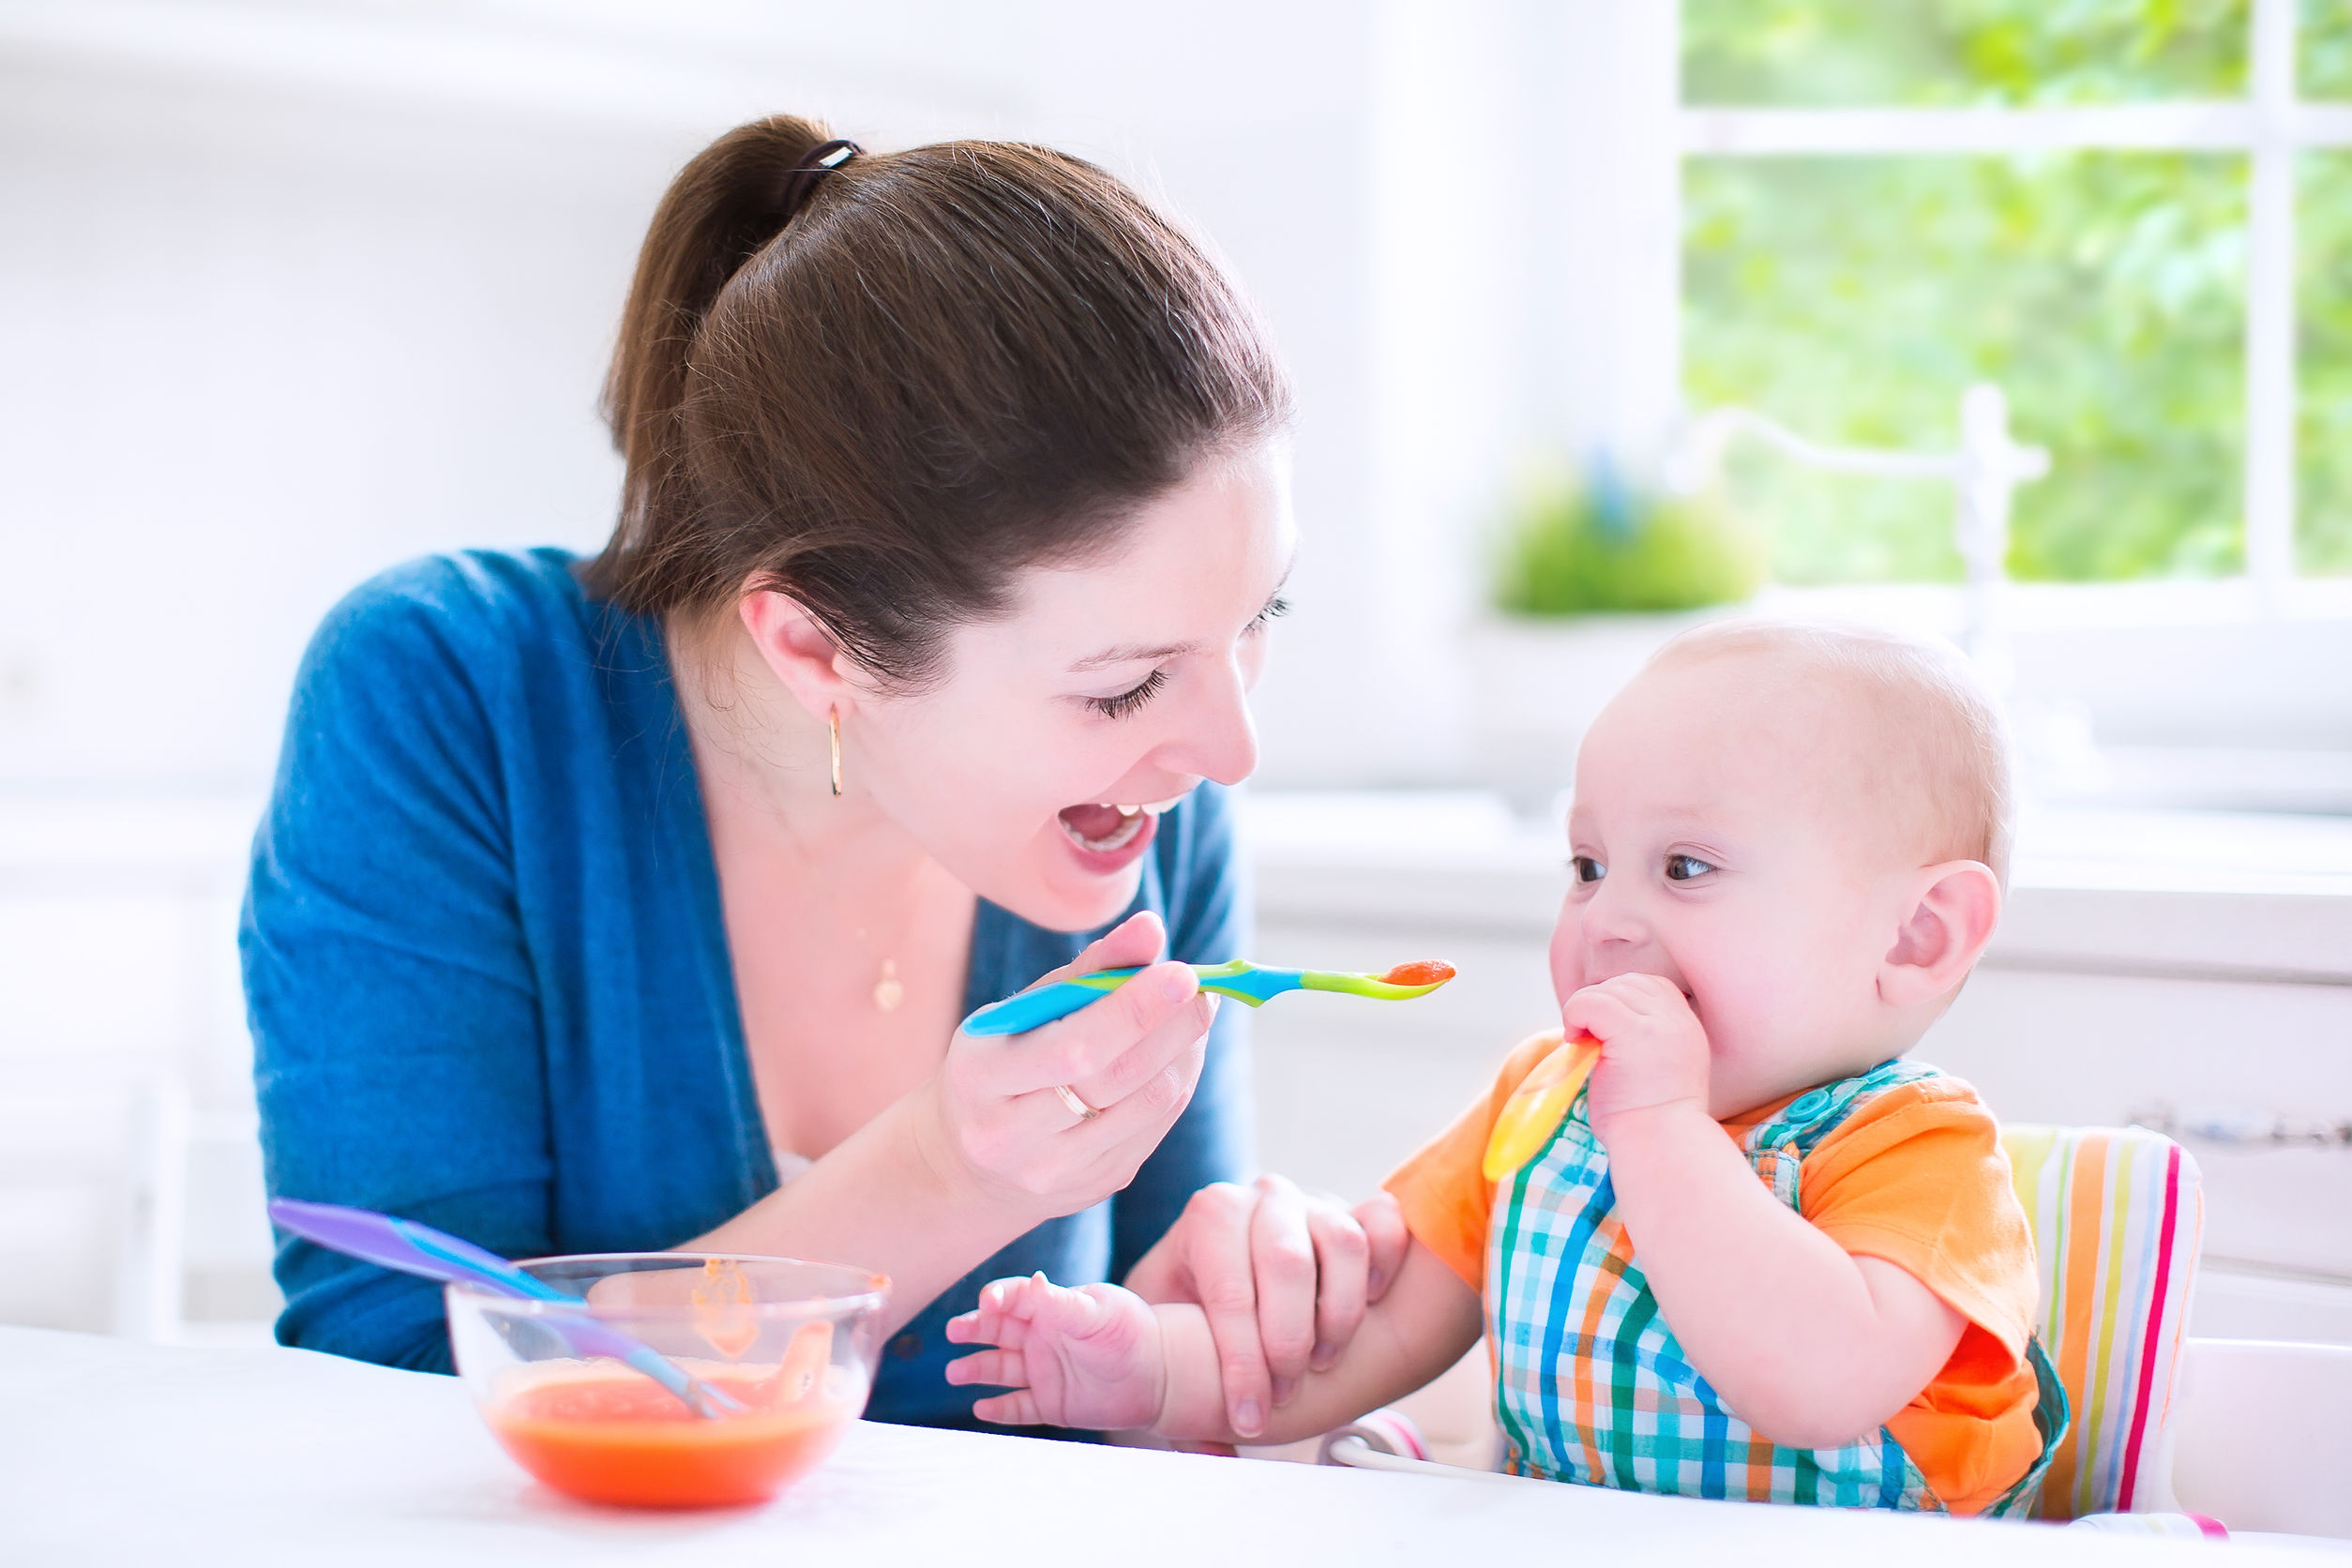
<box><xmin>667</xmin><ymin>611</ymin><xmax>932</xmax><ymax>888</ymax></box>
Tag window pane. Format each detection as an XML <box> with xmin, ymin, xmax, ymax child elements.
<box><xmin>2307</xmin><ymin>0</ymin><xmax>2352</xmax><ymax>99</ymax></box>
<box><xmin>1684</xmin><ymin>154</ymin><xmax>2246</xmax><ymax>584</ymax></box>
<box><xmin>2305</xmin><ymin>153</ymin><xmax>2352</xmax><ymax>574</ymax></box>
<box><xmin>1682</xmin><ymin>0</ymin><xmax>2249</xmax><ymax>106</ymax></box>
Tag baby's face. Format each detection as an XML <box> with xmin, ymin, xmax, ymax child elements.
<box><xmin>1550</xmin><ymin>654</ymin><xmax>1922</xmax><ymax>1118</ymax></box>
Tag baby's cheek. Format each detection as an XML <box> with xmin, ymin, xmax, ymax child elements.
<box><xmin>1546</xmin><ymin>901</ymin><xmax>1586</xmax><ymax>1008</ymax></box>
<box><xmin>1681</xmin><ymin>943</ymin><xmax>1800</xmax><ymax>1057</ymax></box>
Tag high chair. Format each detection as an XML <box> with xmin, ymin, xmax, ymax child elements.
<box><xmin>1998</xmin><ymin>1123</ymin><xmax>2201</xmax><ymax>1521</ymax></box>
<box><xmin>1319</xmin><ymin>1120</ymin><xmax>2348</xmax><ymax>1541</ymax></box>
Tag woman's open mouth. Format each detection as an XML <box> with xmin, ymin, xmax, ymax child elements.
<box><xmin>1055</xmin><ymin>797</ymin><xmax>1185</xmax><ymax>873</ymax></box>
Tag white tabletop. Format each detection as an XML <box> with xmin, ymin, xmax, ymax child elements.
<box><xmin>0</xmin><ymin>1326</ymin><xmax>2277</xmax><ymax>1565</ymax></box>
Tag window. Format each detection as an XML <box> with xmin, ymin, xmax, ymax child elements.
<box><xmin>1680</xmin><ymin>0</ymin><xmax>2352</xmax><ymax>587</ymax></box>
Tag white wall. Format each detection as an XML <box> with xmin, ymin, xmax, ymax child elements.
<box><xmin>0</xmin><ymin>0</ymin><xmax>1641</xmax><ymax>796</ymax></box>
<box><xmin>0</xmin><ymin>0</ymin><xmax>1620</xmax><ymax>1334</ymax></box>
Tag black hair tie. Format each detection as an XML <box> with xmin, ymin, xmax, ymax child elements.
<box><xmin>776</xmin><ymin>139</ymin><xmax>861</xmax><ymax>227</ymax></box>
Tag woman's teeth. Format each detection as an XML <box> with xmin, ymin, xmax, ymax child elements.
<box><xmin>1061</xmin><ymin>809</ymin><xmax>1149</xmax><ymax>853</ymax></box>
<box><xmin>1055</xmin><ymin>794</ymin><xmax>1186</xmax><ymax>853</ymax></box>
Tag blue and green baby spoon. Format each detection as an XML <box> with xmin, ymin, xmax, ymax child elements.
<box><xmin>961</xmin><ymin>957</ymin><xmax>1455</xmax><ymax>1037</ymax></box>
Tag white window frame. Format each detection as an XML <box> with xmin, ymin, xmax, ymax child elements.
<box><xmin>1678</xmin><ymin>0</ymin><xmax>2352</xmax><ymax>600</ymax></box>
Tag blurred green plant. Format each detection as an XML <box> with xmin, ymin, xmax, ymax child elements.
<box><xmin>1490</xmin><ymin>460</ymin><xmax>1762</xmax><ymax>617</ymax></box>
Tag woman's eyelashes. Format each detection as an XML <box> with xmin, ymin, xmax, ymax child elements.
<box><xmin>1087</xmin><ymin>599</ymin><xmax>1288</xmax><ymax>718</ymax></box>
<box><xmin>1087</xmin><ymin>667</ymin><xmax>1169</xmax><ymax>718</ymax></box>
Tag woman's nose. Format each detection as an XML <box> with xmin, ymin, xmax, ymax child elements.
<box><xmin>1170</xmin><ymin>662</ymin><xmax>1259</xmax><ymax>786</ymax></box>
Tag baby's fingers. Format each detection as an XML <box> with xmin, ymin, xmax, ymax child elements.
<box><xmin>1560</xmin><ymin>986</ymin><xmax>1640</xmax><ymax>1045</ymax></box>
<box><xmin>980</xmin><ymin>1272</ymin><xmax>1108</xmax><ymax>1334</ymax></box>
<box><xmin>943</xmin><ymin>1348</ymin><xmax>1027</xmax><ymax>1389</ymax></box>
<box><xmin>970</xmin><ymin>1389</ymin><xmax>1050</xmax><ymax>1426</ymax></box>
<box><xmin>943</xmin><ymin>1307</ymin><xmax>1012</xmax><ymax>1347</ymax></box>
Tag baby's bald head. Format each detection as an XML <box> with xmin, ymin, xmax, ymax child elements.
<box><xmin>1638</xmin><ymin>619</ymin><xmax>2013</xmax><ymax>886</ymax></box>
<box><xmin>1560</xmin><ymin>618</ymin><xmax>2013</xmax><ymax>1108</ymax></box>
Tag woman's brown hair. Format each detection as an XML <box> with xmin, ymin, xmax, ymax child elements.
<box><xmin>581</xmin><ymin>114</ymin><xmax>1292</xmax><ymax>686</ymax></box>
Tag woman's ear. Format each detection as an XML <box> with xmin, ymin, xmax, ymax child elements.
<box><xmin>738</xmin><ymin>588</ymin><xmax>858</xmax><ymax>721</ymax></box>
<box><xmin>1877</xmin><ymin>861</ymin><xmax>2003</xmax><ymax>1009</ymax></box>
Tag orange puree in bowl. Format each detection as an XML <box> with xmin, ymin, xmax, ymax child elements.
<box><xmin>486</xmin><ymin>1361</ymin><xmax>854</xmax><ymax>1509</ymax></box>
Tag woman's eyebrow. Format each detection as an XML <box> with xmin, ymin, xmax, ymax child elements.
<box><xmin>1070</xmin><ymin>639</ymin><xmax>1200</xmax><ymax>671</ymax></box>
<box><xmin>1068</xmin><ymin>561</ymin><xmax>1296</xmax><ymax>672</ymax></box>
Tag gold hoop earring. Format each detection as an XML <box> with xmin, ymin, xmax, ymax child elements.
<box><xmin>828</xmin><ymin>707</ymin><xmax>843</xmax><ymax>797</ymax></box>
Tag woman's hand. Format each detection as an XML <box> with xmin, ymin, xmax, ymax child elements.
<box><xmin>913</xmin><ymin>910</ymin><xmax>1216</xmax><ymax>1224</ymax></box>
<box><xmin>1122</xmin><ymin>1176</ymin><xmax>1410</xmax><ymax>1440</ymax></box>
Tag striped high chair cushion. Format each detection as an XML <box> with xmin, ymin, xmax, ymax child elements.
<box><xmin>2001</xmin><ymin>1123</ymin><xmax>2204</xmax><ymax>1520</ymax></box>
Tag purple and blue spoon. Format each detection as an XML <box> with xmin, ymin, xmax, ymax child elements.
<box><xmin>267</xmin><ymin>1198</ymin><xmax>743</xmax><ymax>1419</ymax></box>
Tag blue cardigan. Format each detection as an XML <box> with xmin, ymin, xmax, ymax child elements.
<box><xmin>241</xmin><ymin>549</ymin><xmax>1253</xmax><ymax>1429</ymax></box>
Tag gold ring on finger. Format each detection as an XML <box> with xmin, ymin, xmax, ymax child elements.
<box><xmin>1052</xmin><ymin>1083</ymin><xmax>1102</xmax><ymax>1123</ymax></box>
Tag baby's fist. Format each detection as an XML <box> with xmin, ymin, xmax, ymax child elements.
<box><xmin>944</xmin><ymin>1274</ymin><xmax>1165</xmax><ymax>1432</ymax></box>
<box><xmin>1564</xmin><ymin>972</ymin><xmax>1711</xmax><ymax>1139</ymax></box>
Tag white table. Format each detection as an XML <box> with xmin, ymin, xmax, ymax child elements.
<box><xmin>0</xmin><ymin>1327</ymin><xmax>2291</xmax><ymax>1565</ymax></box>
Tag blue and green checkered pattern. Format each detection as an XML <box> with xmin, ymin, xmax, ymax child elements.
<box><xmin>1485</xmin><ymin>1058</ymin><xmax>2064</xmax><ymax>1513</ymax></box>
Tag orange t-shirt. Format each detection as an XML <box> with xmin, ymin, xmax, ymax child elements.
<box><xmin>1385</xmin><ymin>1032</ymin><xmax>2045</xmax><ymax>1515</ymax></box>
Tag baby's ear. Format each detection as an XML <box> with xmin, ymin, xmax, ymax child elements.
<box><xmin>1877</xmin><ymin>861</ymin><xmax>2002</xmax><ymax>1009</ymax></box>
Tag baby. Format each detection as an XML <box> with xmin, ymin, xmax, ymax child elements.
<box><xmin>946</xmin><ymin>620</ymin><xmax>2066</xmax><ymax>1515</ymax></box>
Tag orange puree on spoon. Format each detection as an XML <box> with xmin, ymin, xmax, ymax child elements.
<box><xmin>1380</xmin><ymin>960</ymin><xmax>1456</xmax><ymax>987</ymax></box>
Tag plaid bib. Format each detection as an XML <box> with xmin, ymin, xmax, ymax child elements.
<box><xmin>1486</xmin><ymin>1058</ymin><xmax>2066</xmax><ymax>1513</ymax></box>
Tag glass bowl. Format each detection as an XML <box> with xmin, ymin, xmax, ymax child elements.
<box><xmin>446</xmin><ymin>1253</ymin><xmax>889</xmax><ymax>1508</ymax></box>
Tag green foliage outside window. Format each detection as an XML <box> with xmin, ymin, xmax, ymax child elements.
<box><xmin>1686</xmin><ymin>153</ymin><xmax>2247</xmax><ymax>583</ymax></box>
<box><xmin>2306</xmin><ymin>0</ymin><xmax>2352</xmax><ymax>98</ymax></box>
<box><xmin>2305</xmin><ymin>153</ymin><xmax>2352</xmax><ymax>574</ymax></box>
<box><xmin>1681</xmin><ymin>0</ymin><xmax>2352</xmax><ymax>583</ymax></box>
<box><xmin>1683</xmin><ymin>0</ymin><xmax>2248</xmax><ymax>105</ymax></box>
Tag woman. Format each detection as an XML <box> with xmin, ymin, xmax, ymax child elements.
<box><xmin>243</xmin><ymin>116</ymin><xmax>1403</xmax><ymax>1440</ymax></box>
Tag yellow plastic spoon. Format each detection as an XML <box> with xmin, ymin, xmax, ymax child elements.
<box><xmin>1481</xmin><ymin>1033</ymin><xmax>1603</xmax><ymax>1182</ymax></box>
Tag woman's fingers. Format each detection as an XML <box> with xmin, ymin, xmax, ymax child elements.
<box><xmin>1352</xmin><ymin>1189</ymin><xmax>1410</xmax><ymax>1304</ymax></box>
<box><xmin>1066</xmin><ymin>993</ymin><xmax>1216</xmax><ymax>1114</ymax></box>
<box><xmin>1047</xmin><ymin>1027</ymin><xmax>1205</xmax><ymax>1165</ymax></box>
<box><xmin>979</xmin><ymin>960</ymin><xmax>1202</xmax><ymax>1101</ymax></box>
<box><xmin>1038</xmin><ymin>910</ymin><xmax>1167</xmax><ymax>988</ymax></box>
<box><xmin>1155</xmin><ymin>1182</ymin><xmax>1273</xmax><ymax>1438</ymax></box>
<box><xmin>1301</xmin><ymin>1197</ymin><xmax>1372</xmax><ymax>1374</ymax></box>
<box><xmin>1244</xmin><ymin>1176</ymin><xmax>1319</xmax><ymax>1399</ymax></box>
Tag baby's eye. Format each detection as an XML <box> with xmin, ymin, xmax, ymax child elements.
<box><xmin>1665</xmin><ymin>853</ymin><xmax>1717</xmax><ymax>882</ymax></box>
<box><xmin>1572</xmin><ymin>856</ymin><xmax>1606</xmax><ymax>884</ymax></box>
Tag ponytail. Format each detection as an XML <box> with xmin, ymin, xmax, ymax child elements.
<box><xmin>580</xmin><ymin>113</ymin><xmax>1289</xmax><ymax>687</ymax></box>
<box><xmin>598</xmin><ymin>115</ymin><xmax>837</xmax><ymax>580</ymax></box>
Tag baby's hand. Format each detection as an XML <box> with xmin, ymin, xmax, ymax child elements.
<box><xmin>1564</xmin><ymin>973</ymin><xmax>1711</xmax><ymax>1142</ymax></box>
<box><xmin>944</xmin><ymin>1273</ymin><xmax>1164</xmax><ymax>1431</ymax></box>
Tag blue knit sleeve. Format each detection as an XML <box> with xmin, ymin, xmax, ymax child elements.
<box><xmin>1108</xmin><ymin>783</ymin><xmax>1256</xmax><ymax>1282</ymax></box>
<box><xmin>241</xmin><ymin>561</ymin><xmax>553</xmax><ymax>1374</ymax></box>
